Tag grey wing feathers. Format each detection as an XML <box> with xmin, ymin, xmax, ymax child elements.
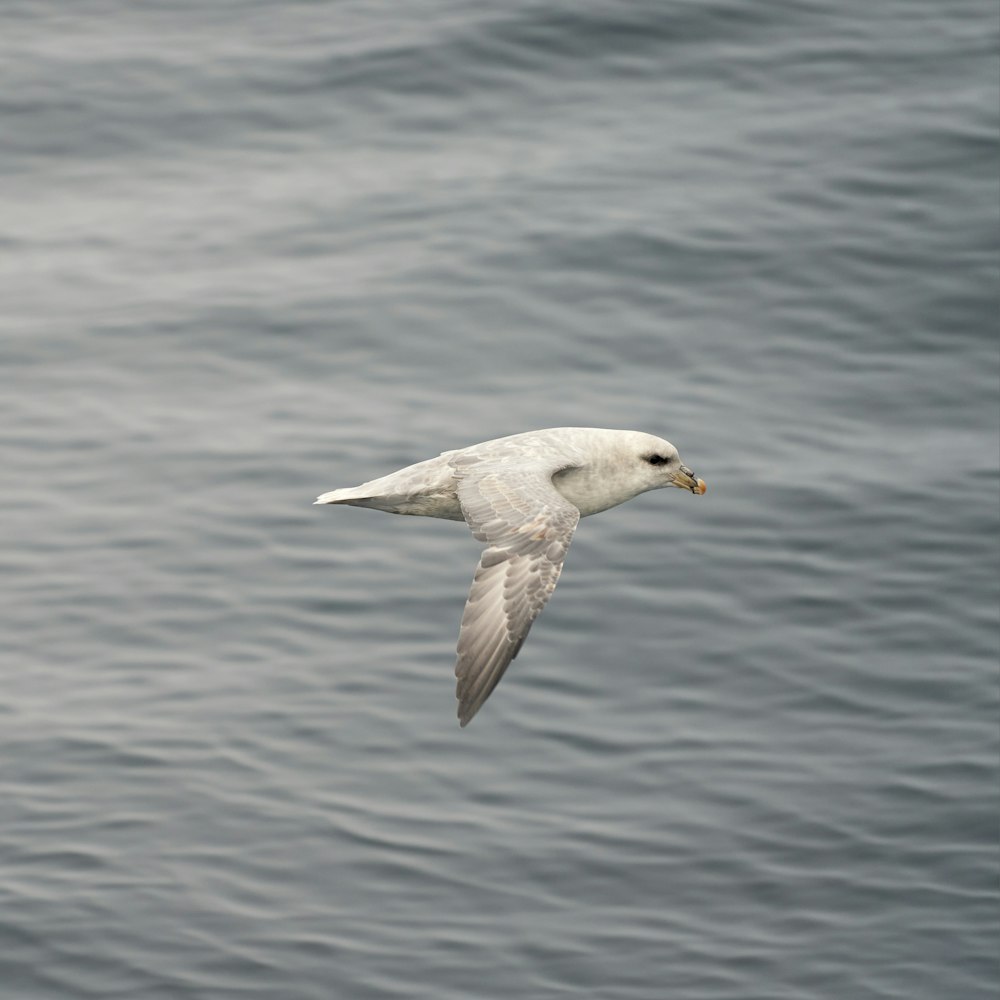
<box><xmin>453</xmin><ymin>457</ymin><xmax>581</xmax><ymax>727</ymax></box>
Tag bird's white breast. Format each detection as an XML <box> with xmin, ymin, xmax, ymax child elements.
<box><xmin>551</xmin><ymin>461</ymin><xmax>646</xmax><ymax>516</ymax></box>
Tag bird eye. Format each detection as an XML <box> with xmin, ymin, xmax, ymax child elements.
<box><xmin>645</xmin><ymin>454</ymin><xmax>669</xmax><ymax>466</ymax></box>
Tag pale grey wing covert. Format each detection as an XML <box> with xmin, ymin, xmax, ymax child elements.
<box><xmin>453</xmin><ymin>456</ymin><xmax>581</xmax><ymax>726</ymax></box>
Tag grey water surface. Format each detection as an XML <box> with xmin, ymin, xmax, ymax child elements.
<box><xmin>1</xmin><ymin>2</ymin><xmax>997</xmax><ymax>998</ymax></box>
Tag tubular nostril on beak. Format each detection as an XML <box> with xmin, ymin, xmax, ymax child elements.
<box><xmin>680</xmin><ymin>465</ymin><xmax>694</xmax><ymax>477</ymax></box>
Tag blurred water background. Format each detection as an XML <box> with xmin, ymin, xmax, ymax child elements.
<box><xmin>1</xmin><ymin>1</ymin><xmax>997</xmax><ymax>998</ymax></box>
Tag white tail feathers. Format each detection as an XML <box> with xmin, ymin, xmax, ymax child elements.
<box><xmin>314</xmin><ymin>488</ymin><xmax>358</xmax><ymax>505</ymax></box>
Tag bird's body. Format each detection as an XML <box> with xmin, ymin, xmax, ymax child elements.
<box><xmin>315</xmin><ymin>427</ymin><xmax>706</xmax><ymax>726</ymax></box>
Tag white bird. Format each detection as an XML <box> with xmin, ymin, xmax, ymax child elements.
<box><xmin>314</xmin><ymin>427</ymin><xmax>706</xmax><ymax>727</ymax></box>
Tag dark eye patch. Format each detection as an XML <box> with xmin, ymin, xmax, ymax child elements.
<box><xmin>645</xmin><ymin>454</ymin><xmax>669</xmax><ymax>466</ymax></box>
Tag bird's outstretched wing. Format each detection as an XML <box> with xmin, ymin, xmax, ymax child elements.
<box><xmin>452</xmin><ymin>454</ymin><xmax>581</xmax><ymax>726</ymax></box>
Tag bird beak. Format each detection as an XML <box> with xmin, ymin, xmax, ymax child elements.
<box><xmin>672</xmin><ymin>466</ymin><xmax>707</xmax><ymax>495</ymax></box>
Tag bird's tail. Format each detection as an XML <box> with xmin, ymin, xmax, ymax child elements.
<box><xmin>314</xmin><ymin>487</ymin><xmax>371</xmax><ymax>506</ymax></box>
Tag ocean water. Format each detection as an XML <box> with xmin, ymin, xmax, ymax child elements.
<box><xmin>1</xmin><ymin>1</ymin><xmax>997</xmax><ymax>998</ymax></box>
